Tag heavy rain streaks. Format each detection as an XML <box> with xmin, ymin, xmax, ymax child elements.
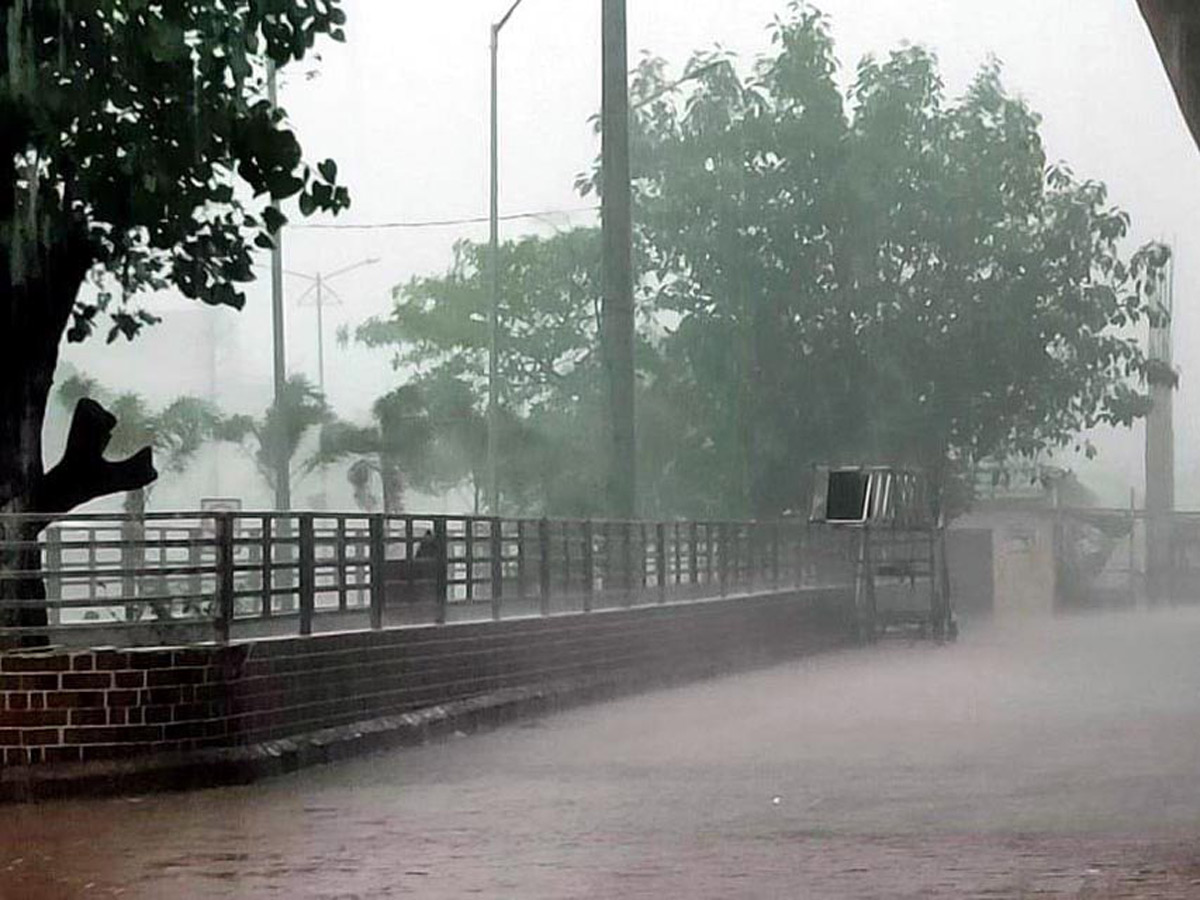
<box><xmin>5</xmin><ymin>1</ymin><xmax>1200</xmax><ymax>898</ymax></box>
<box><xmin>5</xmin><ymin>610</ymin><xmax>1200</xmax><ymax>897</ymax></box>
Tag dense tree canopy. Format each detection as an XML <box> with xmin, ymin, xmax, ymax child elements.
<box><xmin>2</xmin><ymin>0</ymin><xmax>349</xmax><ymax>519</ymax></box>
<box><xmin>627</xmin><ymin>8</ymin><xmax>1167</xmax><ymax>516</ymax></box>
<box><xmin>1</xmin><ymin>0</ymin><xmax>349</xmax><ymax>636</ymax></box>
<box><xmin>357</xmin><ymin>3</ymin><xmax>1167</xmax><ymax>520</ymax></box>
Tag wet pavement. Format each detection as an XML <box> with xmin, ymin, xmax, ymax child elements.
<box><xmin>4</xmin><ymin>608</ymin><xmax>1200</xmax><ymax>898</ymax></box>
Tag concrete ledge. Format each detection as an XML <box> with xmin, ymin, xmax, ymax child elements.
<box><xmin>0</xmin><ymin>630</ymin><xmax>851</xmax><ymax>803</ymax></box>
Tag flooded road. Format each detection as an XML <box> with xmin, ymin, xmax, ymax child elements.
<box><xmin>5</xmin><ymin>609</ymin><xmax>1200</xmax><ymax>898</ymax></box>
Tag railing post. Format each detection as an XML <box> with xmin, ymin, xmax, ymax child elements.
<box><xmin>490</xmin><ymin>517</ymin><xmax>504</xmax><ymax>620</ymax></box>
<box><xmin>336</xmin><ymin>516</ymin><xmax>348</xmax><ymax>611</ymax></box>
<box><xmin>656</xmin><ymin>522</ymin><xmax>667</xmax><ymax>604</ymax></box>
<box><xmin>464</xmin><ymin>518</ymin><xmax>475</xmax><ymax>602</ymax></box>
<box><xmin>622</xmin><ymin>521</ymin><xmax>633</xmax><ymax>606</ymax></box>
<box><xmin>562</xmin><ymin>524</ymin><xmax>572</xmax><ymax>605</ymax></box>
<box><xmin>44</xmin><ymin>526</ymin><xmax>62</xmax><ymax>628</ymax></box>
<box><xmin>582</xmin><ymin>519</ymin><xmax>594</xmax><ymax>613</ymax></box>
<box><xmin>298</xmin><ymin>514</ymin><xmax>315</xmax><ymax>636</ymax></box>
<box><xmin>433</xmin><ymin>517</ymin><xmax>449</xmax><ymax>624</ymax></box>
<box><xmin>772</xmin><ymin>521</ymin><xmax>781</xmax><ymax>590</ymax></box>
<box><xmin>689</xmin><ymin>521</ymin><xmax>699</xmax><ymax>591</ymax></box>
<box><xmin>516</xmin><ymin>520</ymin><xmax>527</xmax><ymax>600</ymax></box>
<box><xmin>718</xmin><ymin>522</ymin><xmax>729</xmax><ymax>597</ymax></box>
<box><xmin>215</xmin><ymin>513</ymin><xmax>235</xmax><ymax>644</ymax></box>
<box><xmin>260</xmin><ymin>514</ymin><xmax>272</xmax><ymax>618</ymax></box>
<box><xmin>672</xmin><ymin>522</ymin><xmax>681</xmax><ymax>591</ymax></box>
<box><xmin>538</xmin><ymin>518</ymin><xmax>551</xmax><ymax>616</ymax></box>
<box><xmin>369</xmin><ymin>515</ymin><xmax>385</xmax><ymax>630</ymax></box>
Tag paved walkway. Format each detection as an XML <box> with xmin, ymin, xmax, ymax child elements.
<box><xmin>5</xmin><ymin>609</ymin><xmax>1200</xmax><ymax>898</ymax></box>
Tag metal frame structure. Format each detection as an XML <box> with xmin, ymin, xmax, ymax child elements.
<box><xmin>810</xmin><ymin>466</ymin><xmax>955</xmax><ymax>641</ymax></box>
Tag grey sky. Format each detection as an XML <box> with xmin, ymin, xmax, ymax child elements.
<box><xmin>61</xmin><ymin>0</ymin><xmax>1200</xmax><ymax>506</ymax></box>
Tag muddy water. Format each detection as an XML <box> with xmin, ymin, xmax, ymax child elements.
<box><xmin>5</xmin><ymin>609</ymin><xmax>1200</xmax><ymax>898</ymax></box>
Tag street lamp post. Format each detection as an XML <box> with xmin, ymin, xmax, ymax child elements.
<box><xmin>488</xmin><ymin>0</ymin><xmax>528</xmax><ymax>518</ymax></box>
<box><xmin>267</xmin><ymin>59</ymin><xmax>290</xmax><ymax>511</ymax></box>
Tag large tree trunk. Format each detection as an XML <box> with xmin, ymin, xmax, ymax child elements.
<box><xmin>0</xmin><ymin>240</ymin><xmax>156</xmax><ymax>645</ymax></box>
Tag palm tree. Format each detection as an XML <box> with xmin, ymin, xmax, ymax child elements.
<box><xmin>313</xmin><ymin>384</ymin><xmax>435</xmax><ymax>514</ymax></box>
<box><xmin>216</xmin><ymin>375</ymin><xmax>333</xmax><ymax>499</ymax></box>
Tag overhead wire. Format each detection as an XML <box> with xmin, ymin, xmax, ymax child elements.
<box><xmin>290</xmin><ymin>205</ymin><xmax>600</xmax><ymax>231</ymax></box>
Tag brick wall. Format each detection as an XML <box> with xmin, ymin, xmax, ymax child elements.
<box><xmin>0</xmin><ymin>589</ymin><xmax>850</xmax><ymax>768</ymax></box>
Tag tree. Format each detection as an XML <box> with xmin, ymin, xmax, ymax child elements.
<box><xmin>354</xmin><ymin>230</ymin><xmax>634</xmax><ymax>516</ymax></box>
<box><xmin>624</xmin><ymin>5</ymin><xmax>1168</xmax><ymax>516</ymax></box>
<box><xmin>218</xmin><ymin>375</ymin><xmax>333</xmax><ymax>499</ymax></box>
<box><xmin>314</xmin><ymin>384</ymin><xmax>437</xmax><ymax>514</ymax></box>
<box><xmin>55</xmin><ymin>372</ymin><xmax>222</xmax><ymax>510</ymax></box>
<box><xmin>355</xmin><ymin>4</ymin><xmax>1167</xmax><ymax>522</ymax></box>
<box><xmin>2</xmin><ymin>1</ymin><xmax>349</xmax><ymax>634</ymax></box>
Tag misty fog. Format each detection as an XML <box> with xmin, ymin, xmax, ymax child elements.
<box><xmin>51</xmin><ymin>0</ymin><xmax>1200</xmax><ymax>516</ymax></box>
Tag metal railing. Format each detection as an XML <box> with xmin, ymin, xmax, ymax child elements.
<box><xmin>0</xmin><ymin>511</ymin><xmax>860</xmax><ymax>647</ymax></box>
<box><xmin>1055</xmin><ymin>507</ymin><xmax>1200</xmax><ymax>608</ymax></box>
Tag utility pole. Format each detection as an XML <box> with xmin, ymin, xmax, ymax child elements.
<box><xmin>315</xmin><ymin>273</ymin><xmax>326</xmax><ymax>393</ymax></box>
<box><xmin>488</xmin><ymin>0</ymin><xmax>528</xmax><ymax>518</ymax></box>
<box><xmin>601</xmin><ymin>0</ymin><xmax>636</xmax><ymax>519</ymax></box>
<box><xmin>287</xmin><ymin>257</ymin><xmax>380</xmax><ymax>397</ymax></box>
<box><xmin>267</xmin><ymin>59</ymin><xmax>290</xmax><ymax>512</ymax></box>
<box><xmin>1145</xmin><ymin>248</ymin><xmax>1176</xmax><ymax>604</ymax></box>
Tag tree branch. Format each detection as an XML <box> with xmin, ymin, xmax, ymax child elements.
<box><xmin>33</xmin><ymin>398</ymin><xmax>157</xmax><ymax>528</ymax></box>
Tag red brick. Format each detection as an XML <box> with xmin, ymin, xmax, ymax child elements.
<box><xmin>93</xmin><ymin>652</ymin><xmax>131</xmax><ymax>671</ymax></box>
<box><xmin>61</xmin><ymin>672</ymin><xmax>113</xmax><ymax>690</ymax></box>
<box><xmin>126</xmin><ymin>650</ymin><xmax>173</xmax><ymax>670</ymax></box>
<box><xmin>46</xmin><ymin>691</ymin><xmax>105</xmax><ymax>709</ymax></box>
<box><xmin>113</xmin><ymin>671</ymin><xmax>145</xmax><ymax>689</ymax></box>
<box><xmin>71</xmin><ymin>655</ymin><xmax>95</xmax><ymax>672</ymax></box>
<box><xmin>29</xmin><ymin>693</ymin><xmax>44</xmax><ymax>709</ymax></box>
<box><xmin>1</xmin><ymin>654</ymin><xmax>69</xmax><ymax>673</ymax></box>
<box><xmin>63</xmin><ymin>725</ymin><xmax>161</xmax><ymax>745</ymax></box>
<box><xmin>21</xmin><ymin>728</ymin><xmax>61</xmax><ymax>746</ymax></box>
<box><xmin>5</xmin><ymin>693</ymin><xmax>28</xmax><ymax>711</ymax></box>
<box><xmin>173</xmin><ymin>649</ymin><xmax>216</xmax><ymax>668</ymax></box>
<box><xmin>0</xmin><ymin>728</ymin><xmax>19</xmax><ymax>745</ymax></box>
<box><xmin>0</xmin><ymin>709</ymin><xmax>68</xmax><ymax>728</ymax></box>
<box><xmin>107</xmin><ymin>708</ymin><xmax>127</xmax><ymax>725</ymax></box>
<box><xmin>25</xmin><ymin>747</ymin><xmax>43</xmax><ymax>764</ymax></box>
<box><xmin>0</xmin><ymin>674</ymin><xmax>59</xmax><ymax>691</ymax></box>
<box><xmin>144</xmin><ymin>706</ymin><xmax>172</xmax><ymax>725</ymax></box>
<box><xmin>69</xmin><ymin>708</ymin><xmax>108</xmax><ymax>726</ymax></box>
<box><xmin>174</xmin><ymin>702</ymin><xmax>223</xmax><ymax>721</ymax></box>
<box><xmin>145</xmin><ymin>687</ymin><xmax>181</xmax><ymax>706</ymax></box>
<box><xmin>106</xmin><ymin>690</ymin><xmax>138</xmax><ymax>707</ymax></box>
<box><xmin>4</xmin><ymin>748</ymin><xmax>27</xmax><ymax>765</ymax></box>
<box><xmin>146</xmin><ymin>668</ymin><xmax>205</xmax><ymax>687</ymax></box>
<box><xmin>44</xmin><ymin>746</ymin><xmax>82</xmax><ymax>764</ymax></box>
<box><xmin>126</xmin><ymin>707</ymin><xmax>144</xmax><ymax>725</ymax></box>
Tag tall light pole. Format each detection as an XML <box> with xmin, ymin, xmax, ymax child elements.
<box><xmin>287</xmin><ymin>257</ymin><xmax>380</xmax><ymax>396</ymax></box>
<box><xmin>267</xmin><ymin>59</ymin><xmax>290</xmax><ymax>511</ymax></box>
<box><xmin>601</xmin><ymin>0</ymin><xmax>635</xmax><ymax>519</ymax></box>
<box><xmin>488</xmin><ymin>0</ymin><xmax>528</xmax><ymax>517</ymax></box>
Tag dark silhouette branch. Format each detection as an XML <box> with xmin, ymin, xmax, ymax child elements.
<box><xmin>33</xmin><ymin>398</ymin><xmax>157</xmax><ymax>529</ymax></box>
